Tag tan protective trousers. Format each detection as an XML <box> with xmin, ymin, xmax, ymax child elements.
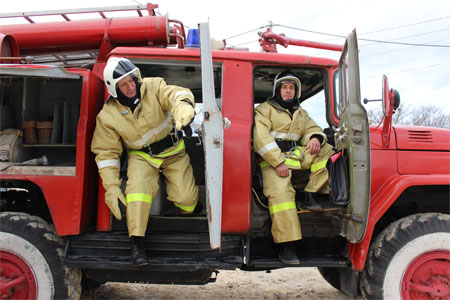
<box><xmin>125</xmin><ymin>149</ymin><xmax>198</xmax><ymax>236</ymax></box>
<box><xmin>261</xmin><ymin>143</ymin><xmax>334</xmax><ymax>243</ymax></box>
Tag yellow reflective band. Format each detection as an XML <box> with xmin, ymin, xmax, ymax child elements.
<box><xmin>284</xmin><ymin>158</ymin><xmax>301</xmax><ymax>168</ymax></box>
<box><xmin>311</xmin><ymin>160</ymin><xmax>328</xmax><ymax>172</ymax></box>
<box><xmin>155</xmin><ymin>139</ymin><xmax>185</xmax><ymax>158</ymax></box>
<box><xmin>128</xmin><ymin>150</ymin><xmax>164</xmax><ymax>166</ymax></box>
<box><xmin>260</xmin><ymin>159</ymin><xmax>300</xmax><ymax>168</ymax></box>
<box><xmin>260</xmin><ymin>161</ymin><xmax>269</xmax><ymax>168</ymax></box>
<box><xmin>126</xmin><ymin>193</ymin><xmax>152</xmax><ymax>204</ymax></box>
<box><xmin>269</xmin><ymin>201</ymin><xmax>297</xmax><ymax>214</ymax></box>
<box><xmin>174</xmin><ymin>200</ymin><xmax>197</xmax><ymax>213</ymax></box>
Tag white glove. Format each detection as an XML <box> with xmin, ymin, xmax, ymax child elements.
<box><xmin>174</xmin><ymin>102</ymin><xmax>195</xmax><ymax>130</ymax></box>
<box><xmin>105</xmin><ymin>186</ymin><xmax>126</xmax><ymax>220</ymax></box>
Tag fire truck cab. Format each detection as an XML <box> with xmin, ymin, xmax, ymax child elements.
<box><xmin>0</xmin><ymin>4</ymin><xmax>449</xmax><ymax>300</ymax></box>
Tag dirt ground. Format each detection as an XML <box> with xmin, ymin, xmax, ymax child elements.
<box><xmin>81</xmin><ymin>267</ymin><xmax>354</xmax><ymax>300</ymax></box>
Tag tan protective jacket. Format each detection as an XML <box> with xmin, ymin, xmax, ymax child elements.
<box><xmin>91</xmin><ymin>77</ymin><xmax>194</xmax><ymax>190</ymax></box>
<box><xmin>253</xmin><ymin>99</ymin><xmax>327</xmax><ymax>168</ymax></box>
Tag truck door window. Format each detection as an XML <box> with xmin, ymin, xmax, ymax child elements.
<box><xmin>333</xmin><ymin>70</ymin><xmax>341</xmax><ymax>119</ymax></box>
<box><xmin>136</xmin><ymin>60</ymin><xmax>223</xmax><ymax>132</ymax></box>
<box><xmin>253</xmin><ymin>66</ymin><xmax>328</xmax><ymax>128</ymax></box>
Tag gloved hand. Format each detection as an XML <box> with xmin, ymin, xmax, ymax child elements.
<box><xmin>174</xmin><ymin>101</ymin><xmax>195</xmax><ymax>130</ymax></box>
<box><xmin>105</xmin><ymin>186</ymin><xmax>126</xmax><ymax>220</ymax></box>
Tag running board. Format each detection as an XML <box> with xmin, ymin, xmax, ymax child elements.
<box><xmin>63</xmin><ymin>231</ymin><xmax>242</xmax><ymax>271</ymax></box>
<box><xmin>243</xmin><ymin>256</ymin><xmax>350</xmax><ymax>271</ymax></box>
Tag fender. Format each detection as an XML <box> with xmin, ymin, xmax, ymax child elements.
<box><xmin>348</xmin><ymin>173</ymin><xmax>450</xmax><ymax>270</ymax></box>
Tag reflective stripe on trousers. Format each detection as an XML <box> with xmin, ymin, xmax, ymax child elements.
<box><xmin>127</xmin><ymin>193</ymin><xmax>152</xmax><ymax>205</ymax></box>
<box><xmin>269</xmin><ymin>201</ymin><xmax>297</xmax><ymax>215</ymax></box>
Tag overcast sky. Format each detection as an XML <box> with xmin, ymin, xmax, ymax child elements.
<box><xmin>1</xmin><ymin>0</ymin><xmax>449</xmax><ymax>117</ymax></box>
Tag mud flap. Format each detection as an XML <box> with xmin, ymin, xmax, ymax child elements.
<box><xmin>340</xmin><ymin>268</ymin><xmax>359</xmax><ymax>299</ymax></box>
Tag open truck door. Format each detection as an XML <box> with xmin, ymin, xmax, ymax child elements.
<box><xmin>199</xmin><ymin>22</ymin><xmax>223</xmax><ymax>250</ymax></box>
<box><xmin>335</xmin><ymin>30</ymin><xmax>370</xmax><ymax>243</ymax></box>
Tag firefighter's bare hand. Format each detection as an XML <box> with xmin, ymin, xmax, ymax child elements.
<box><xmin>105</xmin><ymin>186</ymin><xmax>126</xmax><ymax>220</ymax></box>
<box><xmin>306</xmin><ymin>137</ymin><xmax>321</xmax><ymax>155</ymax></box>
<box><xmin>275</xmin><ymin>163</ymin><xmax>289</xmax><ymax>177</ymax></box>
<box><xmin>174</xmin><ymin>102</ymin><xmax>195</xmax><ymax>130</ymax></box>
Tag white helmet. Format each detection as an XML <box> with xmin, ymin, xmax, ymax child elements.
<box><xmin>273</xmin><ymin>70</ymin><xmax>301</xmax><ymax>99</ymax></box>
<box><xmin>103</xmin><ymin>57</ymin><xmax>141</xmax><ymax>98</ymax></box>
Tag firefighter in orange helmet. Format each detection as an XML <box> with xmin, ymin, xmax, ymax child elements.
<box><xmin>92</xmin><ymin>57</ymin><xmax>198</xmax><ymax>266</ymax></box>
<box><xmin>253</xmin><ymin>70</ymin><xmax>334</xmax><ymax>265</ymax></box>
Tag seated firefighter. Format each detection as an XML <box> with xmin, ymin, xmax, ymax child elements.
<box><xmin>253</xmin><ymin>70</ymin><xmax>334</xmax><ymax>265</ymax></box>
<box><xmin>91</xmin><ymin>57</ymin><xmax>199</xmax><ymax>266</ymax></box>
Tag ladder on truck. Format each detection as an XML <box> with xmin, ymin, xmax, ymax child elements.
<box><xmin>0</xmin><ymin>3</ymin><xmax>158</xmax><ymax>23</ymax></box>
<box><xmin>0</xmin><ymin>3</ymin><xmax>185</xmax><ymax>66</ymax></box>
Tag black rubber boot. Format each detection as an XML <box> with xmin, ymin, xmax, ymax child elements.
<box><xmin>304</xmin><ymin>192</ymin><xmax>322</xmax><ymax>210</ymax></box>
<box><xmin>279</xmin><ymin>242</ymin><xmax>300</xmax><ymax>265</ymax></box>
<box><xmin>130</xmin><ymin>236</ymin><xmax>148</xmax><ymax>266</ymax></box>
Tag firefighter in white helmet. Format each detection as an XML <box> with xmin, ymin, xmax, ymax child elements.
<box><xmin>92</xmin><ymin>57</ymin><xmax>198</xmax><ymax>266</ymax></box>
<box><xmin>253</xmin><ymin>69</ymin><xmax>334</xmax><ymax>265</ymax></box>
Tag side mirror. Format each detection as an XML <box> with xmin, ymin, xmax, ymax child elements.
<box><xmin>393</xmin><ymin>89</ymin><xmax>400</xmax><ymax>110</ymax></box>
<box><xmin>382</xmin><ymin>75</ymin><xmax>401</xmax><ymax>117</ymax></box>
<box><xmin>381</xmin><ymin>75</ymin><xmax>401</xmax><ymax>147</ymax></box>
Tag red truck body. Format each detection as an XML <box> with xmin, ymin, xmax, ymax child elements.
<box><xmin>0</xmin><ymin>5</ymin><xmax>448</xmax><ymax>300</ymax></box>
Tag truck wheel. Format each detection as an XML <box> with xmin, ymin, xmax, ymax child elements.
<box><xmin>0</xmin><ymin>212</ymin><xmax>82</xmax><ymax>299</ymax></box>
<box><xmin>361</xmin><ymin>213</ymin><xmax>450</xmax><ymax>300</ymax></box>
<box><xmin>317</xmin><ymin>267</ymin><xmax>341</xmax><ymax>292</ymax></box>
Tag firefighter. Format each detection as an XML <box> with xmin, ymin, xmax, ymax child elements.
<box><xmin>253</xmin><ymin>69</ymin><xmax>334</xmax><ymax>265</ymax></box>
<box><xmin>92</xmin><ymin>57</ymin><xmax>198</xmax><ymax>266</ymax></box>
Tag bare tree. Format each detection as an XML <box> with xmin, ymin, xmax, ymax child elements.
<box><xmin>367</xmin><ymin>103</ymin><xmax>410</xmax><ymax>125</ymax></box>
<box><xmin>409</xmin><ymin>105</ymin><xmax>450</xmax><ymax>128</ymax></box>
<box><xmin>366</xmin><ymin>104</ymin><xmax>450</xmax><ymax>129</ymax></box>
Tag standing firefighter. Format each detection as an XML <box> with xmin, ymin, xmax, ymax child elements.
<box><xmin>253</xmin><ymin>70</ymin><xmax>334</xmax><ymax>265</ymax></box>
<box><xmin>92</xmin><ymin>57</ymin><xmax>199</xmax><ymax>266</ymax></box>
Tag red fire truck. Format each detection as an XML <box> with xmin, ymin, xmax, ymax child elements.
<box><xmin>0</xmin><ymin>4</ymin><xmax>449</xmax><ymax>299</ymax></box>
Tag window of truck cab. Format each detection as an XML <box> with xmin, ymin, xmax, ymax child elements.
<box><xmin>253</xmin><ymin>66</ymin><xmax>330</xmax><ymax>129</ymax></box>
<box><xmin>134</xmin><ymin>59</ymin><xmax>223</xmax><ymax>131</ymax></box>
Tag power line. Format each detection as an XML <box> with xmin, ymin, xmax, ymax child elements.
<box><xmin>225</xmin><ymin>26</ymin><xmax>266</xmax><ymax>40</ymax></box>
<box><xmin>360</xmin><ymin>42</ymin><xmax>450</xmax><ymax>68</ymax></box>
<box><xmin>360</xmin><ymin>16</ymin><xmax>450</xmax><ymax>36</ymax></box>
<box><xmin>362</xmin><ymin>61</ymin><xmax>450</xmax><ymax>79</ymax></box>
<box><xmin>359</xmin><ymin>28</ymin><xmax>450</xmax><ymax>48</ymax></box>
<box><xmin>275</xmin><ymin>24</ymin><xmax>450</xmax><ymax>48</ymax></box>
<box><xmin>361</xmin><ymin>37</ymin><xmax>450</xmax><ymax>58</ymax></box>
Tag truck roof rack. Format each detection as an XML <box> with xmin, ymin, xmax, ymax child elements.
<box><xmin>0</xmin><ymin>3</ymin><xmax>158</xmax><ymax>23</ymax></box>
<box><xmin>0</xmin><ymin>3</ymin><xmax>187</xmax><ymax>67</ymax></box>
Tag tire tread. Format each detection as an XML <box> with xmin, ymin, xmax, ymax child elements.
<box><xmin>0</xmin><ymin>212</ymin><xmax>82</xmax><ymax>299</ymax></box>
<box><xmin>360</xmin><ymin>213</ymin><xmax>450</xmax><ymax>299</ymax></box>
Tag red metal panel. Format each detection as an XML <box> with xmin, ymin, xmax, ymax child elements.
<box><xmin>75</xmin><ymin>69</ymin><xmax>105</xmax><ymax>233</ymax></box>
<box><xmin>96</xmin><ymin>179</ymin><xmax>111</xmax><ymax>231</ymax></box>
<box><xmin>394</xmin><ymin>125</ymin><xmax>450</xmax><ymax>151</ymax></box>
<box><xmin>398</xmin><ymin>151</ymin><xmax>450</xmax><ymax>175</ymax></box>
<box><xmin>108</xmin><ymin>47</ymin><xmax>339</xmax><ymax>69</ymax></box>
<box><xmin>348</xmin><ymin>145</ymin><xmax>450</xmax><ymax>270</ymax></box>
<box><xmin>370</xmin><ymin>124</ymin><xmax>397</xmax><ymax>150</ymax></box>
<box><xmin>221</xmin><ymin>60</ymin><xmax>253</xmax><ymax>233</ymax></box>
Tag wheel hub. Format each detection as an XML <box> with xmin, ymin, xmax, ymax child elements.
<box><xmin>0</xmin><ymin>250</ymin><xmax>37</xmax><ymax>300</ymax></box>
<box><xmin>402</xmin><ymin>250</ymin><xmax>450</xmax><ymax>300</ymax></box>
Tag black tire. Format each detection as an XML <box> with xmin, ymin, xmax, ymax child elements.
<box><xmin>360</xmin><ymin>213</ymin><xmax>450</xmax><ymax>300</ymax></box>
<box><xmin>0</xmin><ymin>212</ymin><xmax>82</xmax><ymax>299</ymax></box>
<box><xmin>317</xmin><ymin>267</ymin><xmax>341</xmax><ymax>292</ymax></box>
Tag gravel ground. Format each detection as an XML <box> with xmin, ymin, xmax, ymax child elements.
<box><xmin>81</xmin><ymin>267</ymin><xmax>355</xmax><ymax>300</ymax></box>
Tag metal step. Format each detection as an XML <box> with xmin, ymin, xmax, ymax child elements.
<box><xmin>63</xmin><ymin>231</ymin><xmax>243</xmax><ymax>271</ymax></box>
<box><xmin>244</xmin><ymin>255</ymin><xmax>350</xmax><ymax>271</ymax></box>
